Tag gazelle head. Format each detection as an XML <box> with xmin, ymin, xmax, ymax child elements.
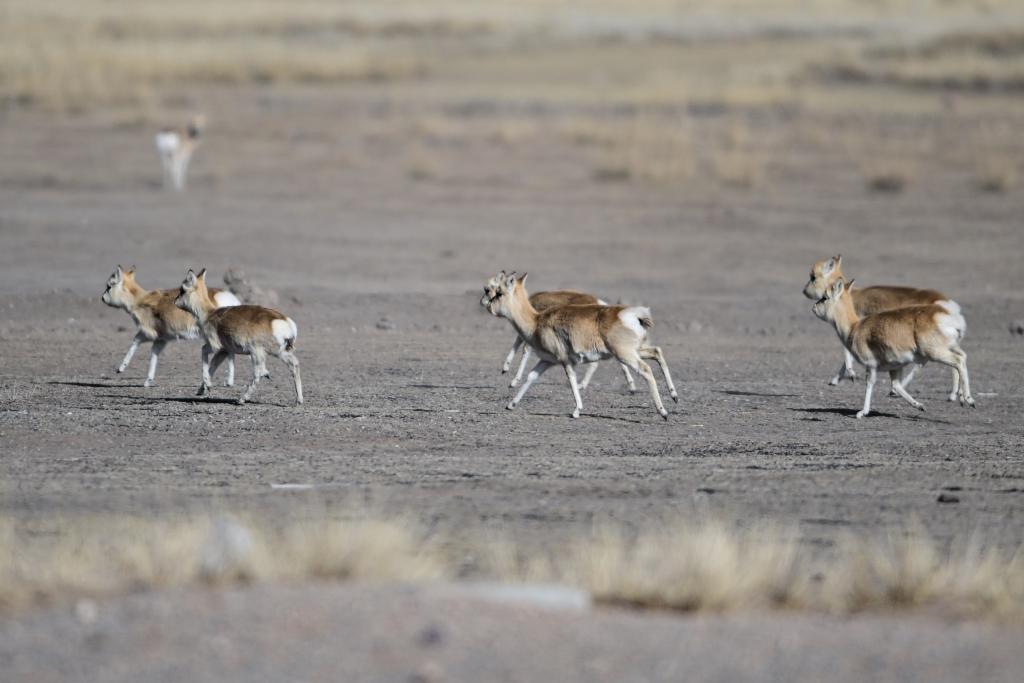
<box><xmin>175</xmin><ymin>268</ymin><xmax>210</xmax><ymax>315</ymax></box>
<box><xmin>484</xmin><ymin>271</ymin><xmax>527</xmax><ymax>318</ymax></box>
<box><xmin>187</xmin><ymin>114</ymin><xmax>207</xmax><ymax>140</ymax></box>
<box><xmin>812</xmin><ymin>278</ymin><xmax>854</xmax><ymax>323</ymax></box>
<box><xmin>480</xmin><ymin>270</ymin><xmax>506</xmax><ymax>308</ymax></box>
<box><xmin>802</xmin><ymin>254</ymin><xmax>843</xmax><ymax>300</ymax></box>
<box><xmin>101</xmin><ymin>265</ymin><xmax>136</xmax><ymax>309</ymax></box>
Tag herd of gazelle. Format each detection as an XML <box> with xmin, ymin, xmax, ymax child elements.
<box><xmin>103</xmin><ymin>266</ymin><xmax>302</xmax><ymax>405</ymax></box>
<box><xmin>99</xmin><ymin>256</ymin><xmax>973</xmax><ymax>419</ymax></box>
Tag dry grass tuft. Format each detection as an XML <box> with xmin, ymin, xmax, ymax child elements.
<box><xmin>588</xmin><ymin>116</ymin><xmax>693</xmax><ymax>185</ymax></box>
<box><xmin>862</xmin><ymin>159</ymin><xmax>914</xmax><ymax>194</ymax></box>
<box><xmin>830</xmin><ymin>527</ymin><xmax>1024</xmax><ymax>621</ymax></box>
<box><xmin>563</xmin><ymin>522</ymin><xmax>807</xmax><ymax>612</ymax></box>
<box><xmin>974</xmin><ymin>156</ymin><xmax>1017</xmax><ymax>193</ymax></box>
<box><xmin>0</xmin><ymin>515</ymin><xmax>444</xmax><ymax>611</ymax></box>
<box><xmin>2</xmin><ymin>514</ymin><xmax>1022</xmax><ymax>622</ymax></box>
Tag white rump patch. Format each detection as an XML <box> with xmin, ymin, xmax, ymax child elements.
<box><xmin>213</xmin><ymin>291</ymin><xmax>242</xmax><ymax>308</ymax></box>
<box><xmin>935</xmin><ymin>311</ymin><xmax>966</xmax><ymax>344</ymax></box>
<box><xmin>155</xmin><ymin>132</ymin><xmax>180</xmax><ymax>155</ymax></box>
<box><xmin>271</xmin><ymin>317</ymin><xmax>298</xmax><ymax>348</ymax></box>
<box><xmin>618</xmin><ymin>306</ymin><xmax>651</xmax><ymax>339</ymax></box>
<box><xmin>596</xmin><ymin>299</ymin><xmax>609</xmax><ymax>306</ymax></box>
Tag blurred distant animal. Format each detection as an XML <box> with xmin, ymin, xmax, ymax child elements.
<box><xmin>156</xmin><ymin>116</ymin><xmax>204</xmax><ymax>191</ymax></box>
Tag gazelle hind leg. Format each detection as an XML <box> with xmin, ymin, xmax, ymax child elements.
<box><xmin>225</xmin><ymin>356</ymin><xmax>235</xmax><ymax>387</ymax></box>
<box><xmin>619</xmin><ymin>362</ymin><xmax>636</xmax><ymax>394</ymax></box>
<box><xmin>947</xmin><ymin>367</ymin><xmax>960</xmax><ymax>402</ymax></box>
<box><xmin>640</xmin><ymin>345</ymin><xmax>678</xmax><ymax>403</ymax></box>
<box><xmin>511</xmin><ymin>345</ymin><xmax>532</xmax><ymax>387</ymax></box>
<box><xmin>144</xmin><ymin>339</ymin><xmax>167</xmax><ymax>388</ymax></box>
<box><xmin>239</xmin><ymin>349</ymin><xmax>268</xmax><ymax>405</ymax></box>
<box><xmin>208</xmin><ymin>350</ymin><xmax>231</xmax><ymax>385</ymax></box>
<box><xmin>620</xmin><ymin>350</ymin><xmax>667</xmax><ymax>420</ymax></box>
<box><xmin>278</xmin><ymin>349</ymin><xmax>303</xmax><ymax>406</ymax></box>
<box><xmin>565</xmin><ymin>364</ymin><xmax>584</xmax><ymax>418</ymax></box>
<box><xmin>951</xmin><ymin>348</ymin><xmax>974</xmax><ymax>407</ymax></box>
<box><xmin>857</xmin><ymin>367</ymin><xmax>877</xmax><ymax>419</ymax></box>
<box><xmin>890</xmin><ymin>368</ymin><xmax>924</xmax><ymax>411</ymax></box>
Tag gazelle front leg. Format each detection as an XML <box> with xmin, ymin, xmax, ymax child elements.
<box><xmin>829</xmin><ymin>349</ymin><xmax>857</xmax><ymax>385</ymax></box>
<box><xmin>578</xmin><ymin>361</ymin><xmax>599</xmax><ymax>390</ymax></box>
<box><xmin>502</xmin><ymin>336</ymin><xmax>523</xmax><ymax>374</ymax></box>
<box><xmin>890</xmin><ymin>368</ymin><xmax>924</xmax><ymax>411</ymax></box>
<box><xmin>510</xmin><ymin>345</ymin><xmax>532</xmax><ymax>387</ymax></box>
<box><xmin>143</xmin><ymin>339</ymin><xmax>167</xmax><ymax>387</ymax></box>
<box><xmin>565</xmin><ymin>364</ymin><xmax>584</xmax><ymax>418</ymax></box>
<box><xmin>117</xmin><ymin>332</ymin><xmax>146</xmax><ymax>374</ymax></box>
<box><xmin>225</xmin><ymin>356</ymin><xmax>235</xmax><ymax>387</ymax></box>
<box><xmin>507</xmin><ymin>360</ymin><xmax>552</xmax><ymax>410</ymax></box>
<box><xmin>856</xmin><ymin>366</ymin><xmax>877</xmax><ymax>419</ymax></box>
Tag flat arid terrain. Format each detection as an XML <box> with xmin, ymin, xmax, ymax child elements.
<box><xmin>1</xmin><ymin>1</ymin><xmax>1023</xmax><ymax>680</ymax></box>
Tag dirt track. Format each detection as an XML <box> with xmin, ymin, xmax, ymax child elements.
<box><xmin>1</xmin><ymin>84</ymin><xmax>1023</xmax><ymax>679</ymax></box>
<box><xmin>3</xmin><ymin>90</ymin><xmax>1023</xmax><ymax>549</ymax></box>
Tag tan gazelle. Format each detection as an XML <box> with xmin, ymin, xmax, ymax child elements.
<box><xmin>102</xmin><ymin>265</ymin><xmax>240</xmax><ymax>387</ymax></box>
<box><xmin>803</xmin><ymin>255</ymin><xmax>962</xmax><ymax>399</ymax></box>
<box><xmin>175</xmin><ymin>268</ymin><xmax>302</xmax><ymax>406</ymax></box>
<box><xmin>812</xmin><ymin>278</ymin><xmax>974</xmax><ymax>419</ymax></box>
<box><xmin>484</xmin><ymin>272</ymin><xmax>676</xmax><ymax>420</ymax></box>
<box><xmin>156</xmin><ymin>116</ymin><xmax>204</xmax><ymax>191</ymax></box>
<box><xmin>480</xmin><ymin>271</ymin><xmax>639</xmax><ymax>393</ymax></box>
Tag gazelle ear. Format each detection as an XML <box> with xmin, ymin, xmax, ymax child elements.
<box><xmin>127</xmin><ymin>264</ymin><xmax>136</xmax><ymax>275</ymax></box>
<box><xmin>185</xmin><ymin>269</ymin><xmax>197</xmax><ymax>286</ymax></box>
<box><xmin>830</xmin><ymin>279</ymin><xmax>844</xmax><ymax>298</ymax></box>
<box><xmin>834</xmin><ymin>254</ymin><xmax>842</xmax><ymax>267</ymax></box>
<box><xmin>114</xmin><ymin>265</ymin><xmax>124</xmax><ymax>280</ymax></box>
<box><xmin>823</xmin><ymin>257</ymin><xmax>836</xmax><ymax>275</ymax></box>
<box><xmin>845</xmin><ymin>278</ymin><xmax>855</xmax><ymax>291</ymax></box>
<box><xmin>518</xmin><ymin>272</ymin><xmax>528</xmax><ymax>285</ymax></box>
<box><xmin>197</xmin><ymin>268</ymin><xmax>207</xmax><ymax>281</ymax></box>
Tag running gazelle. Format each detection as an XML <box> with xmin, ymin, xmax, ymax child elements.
<box><xmin>175</xmin><ymin>268</ymin><xmax>302</xmax><ymax>406</ymax></box>
<box><xmin>483</xmin><ymin>272</ymin><xmax>677</xmax><ymax>420</ymax></box>
<box><xmin>101</xmin><ymin>265</ymin><xmax>240</xmax><ymax>386</ymax></box>
<box><xmin>811</xmin><ymin>278</ymin><xmax>974</xmax><ymax>419</ymax></box>
<box><xmin>803</xmin><ymin>254</ymin><xmax>963</xmax><ymax>400</ymax></box>
<box><xmin>480</xmin><ymin>271</ymin><xmax>639</xmax><ymax>393</ymax></box>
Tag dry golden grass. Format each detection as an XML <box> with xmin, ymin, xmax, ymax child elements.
<box><xmin>861</xmin><ymin>158</ymin><xmax>915</xmax><ymax>193</ymax></box>
<box><xmin>585</xmin><ymin>116</ymin><xmax>694</xmax><ymax>184</ymax></box>
<box><xmin>4</xmin><ymin>513</ymin><xmax>1021</xmax><ymax>622</ymax></box>
<box><xmin>974</xmin><ymin>156</ymin><xmax>1018</xmax><ymax>192</ymax></box>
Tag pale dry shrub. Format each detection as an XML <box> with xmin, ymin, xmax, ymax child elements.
<box><xmin>711</xmin><ymin>150</ymin><xmax>765</xmax><ymax>189</ymax></box>
<box><xmin>829</xmin><ymin>526</ymin><xmax>1024</xmax><ymax>621</ymax></box>
<box><xmin>589</xmin><ymin>116</ymin><xmax>693</xmax><ymax>184</ymax></box>
<box><xmin>862</xmin><ymin>158</ymin><xmax>914</xmax><ymax>193</ymax></box>
<box><xmin>561</xmin><ymin>522</ymin><xmax>808</xmax><ymax>612</ymax></box>
<box><xmin>0</xmin><ymin>515</ymin><xmax>443</xmax><ymax>611</ymax></box>
<box><xmin>406</xmin><ymin>148</ymin><xmax>445</xmax><ymax>181</ymax></box>
<box><xmin>974</xmin><ymin>156</ymin><xmax>1017</xmax><ymax>193</ymax></box>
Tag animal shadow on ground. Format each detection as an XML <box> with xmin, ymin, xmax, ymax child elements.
<box><xmin>719</xmin><ymin>389</ymin><xmax>799</xmax><ymax>398</ymax></box>
<box><xmin>790</xmin><ymin>407</ymin><xmax>951</xmax><ymax>424</ymax></box>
